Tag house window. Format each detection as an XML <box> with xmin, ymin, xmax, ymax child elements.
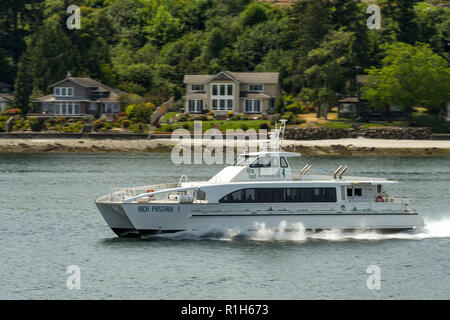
<box><xmin>55</xmin><ymin>102</ymin><xmax>80</xmax><ymax>115</ymax></box>
<box><xmin>227</xmin><ymin>84</ymin><xmax>233</xmax><ymax>96</ymax></box>
<box><xmin>340</xmin><ymin>103</ymin><xmax>355</xmax><ymax>113</ymax></box>
<box><xmin>101</xmin><ymin>103</ymin><xmax>119</xmax><ymax>114</ymax></box>
<box><xmin>54</xmin><ymin>87</ymin><xmax>74</xmax><ymax>97</ymax></box>
<box><xmin>191</xmin><ymin>84</ymin><xmax>204</xmax><ymax>92</ymax></box>
<box><xmin>249</xmin><ymin>84</ymin><xmax>263</xmax><ymax>92</ymax></box>
<box><xmin>88</xmin><ymin>103</ymin><xmax>97</xmax><ymax>111</ymax></box>
<box><xmin>188</xmin><ymin>100</ymin><xmax>203</xmax><ymax>113</ymax></box>
<box><xmin>212</xmin><ymin>99</ymin><xmax>232</xmax><ymax>111</ymax></box>
<box><xmin>211</xmin><ymin>83</ymin><xmax>234</xmax><ymax>112</ymax></box>
<box><xmin>245</xmin><ymin>99</ymin><xmax>261</xmax><ymax>113</ymax></box>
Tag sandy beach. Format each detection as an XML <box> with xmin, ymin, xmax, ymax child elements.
<box><xmin>1</xmin><ymin>137</ymin><xmax>450</xmax><ymax>155</ymax></box>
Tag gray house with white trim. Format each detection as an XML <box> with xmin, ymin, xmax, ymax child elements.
<box><xmin>32</xmin><ymin>75</ymin><xmax>123</xmax><ymax>116</ymax></box>
<box><xmin>183</xmin><ymin>71</ymin><xmax>280</xmax><ymax>115</ymax></box>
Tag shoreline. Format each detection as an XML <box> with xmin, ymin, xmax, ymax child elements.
<box><xmin>1</xmin><ymin>138</ymin><xmax>450</xmax><ymax>155</ymax></box>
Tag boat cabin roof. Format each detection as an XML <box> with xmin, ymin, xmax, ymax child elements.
<box><xmin>239</xmin><ymin>151</ymin><xmax>301</xmax><ymax>158</ymax></box>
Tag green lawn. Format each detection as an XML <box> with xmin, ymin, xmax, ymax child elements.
<box><xmin>156</xmin><ymin>120</ymin><xmax>271</xmax><ymax>132</ymax></box>
<box><xmin>160</xmin><ymin>112</ymin><xmax>179</xmax><ymax>123</ymax></box>
<box><xmin>360</xmin><ymin>121</ymin><xmax>409</xmax><ymax>128</ymax></box>
<box><xmin>316</xmin><ymin>121</ymin><xmax>353</xmax><ymax>129</ymax></box>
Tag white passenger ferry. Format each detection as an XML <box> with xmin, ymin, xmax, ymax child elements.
<box><xmin>95</xmin><ymin>121</ymin><xmax>424</xmax><ymax>237</ymax></box>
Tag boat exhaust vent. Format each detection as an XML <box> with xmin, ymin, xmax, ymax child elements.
<box><xmin>300</xmin><ymin>164</ymin><xmax>312</xmax><ymax>175</ymax></box>
<box><xmin>332</xmin><ymin>165</ymin><xmax>348</xmax><ymax>179</ymax></box>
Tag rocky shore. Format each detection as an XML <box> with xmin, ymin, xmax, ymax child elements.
<box><xmin>1</xmin><ymin>138</ymin><xmax>450</xmax><ymax>155</ymax></box>
<box><xmin>284</xmin><ymin>127</ymin><xmax>432</xmax><ymax>140</ymax></box>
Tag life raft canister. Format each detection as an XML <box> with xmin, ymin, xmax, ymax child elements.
<box><xmin>376</xmin><ymin>195</ymin><xmax>384</xmax><ymax>202</ymax></box>
<box><xmin>146</xmin><ymin>189</ymin><xmax>155</xmax><ymax>198</ymax></box>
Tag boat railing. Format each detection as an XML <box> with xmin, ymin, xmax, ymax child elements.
<box><xmin>106</xmin><ymin>182</ymin><xmax>180</xmax><ymax>202</ymax></box>
<box><xmin>345</xmin><ymin>198</ymin><xmax>409</xmax><ymax>212</ymax></box>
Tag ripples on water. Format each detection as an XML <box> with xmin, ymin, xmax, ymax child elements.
<box><xmin>0</xmin><ymin>153</ymin><xmax>449</xmax><ymax>299</ymax></box>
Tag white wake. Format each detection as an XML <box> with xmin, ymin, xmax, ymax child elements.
<box><xmin>151</xmin><ymin>218</ymin><xmax>450</xmax><ymax>242</ymax></box>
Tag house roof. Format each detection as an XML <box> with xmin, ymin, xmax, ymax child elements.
<box><xmin>0</xmin><ymin>81</ymin><xmax>12</xmax><ymax>90</ymax></box>
<box><xmin>49</xmin><ymin>77</ymin><xmax>123</xmax><ymax>94</ymax></box>
<box><xmin>241</xmin><ymin>92</ymin><xmax>273</xmax><ymax>99</ymax></box>
<box><xmin>184</xmin><ymin>71</ymin><xmax>279</xmax><ymax>84</ymax></box>
<box><xmin>0</xmin><ymin>93</ymin><xmax>14</xmax><ymax>101</ymax></box>
<box><xmin>356</xmin><ymin>75</ymin><xmax>368</xmax><ymax>85</ymax></box>
<box><xmin>338</xmin><ymin>97</ymin><xmax>360</xmax><ymax>103</ymax></box>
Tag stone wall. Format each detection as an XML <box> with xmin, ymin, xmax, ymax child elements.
<box><xmin>284</xmin><ymin>127</ymin><xmax>432</xmax><ymax>140</ymax></box>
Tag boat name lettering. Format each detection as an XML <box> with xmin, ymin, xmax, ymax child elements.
<box><xmin>138</xmin><ymin>206</ymin><xmax>176</xmax><ymax>213</ymax></box>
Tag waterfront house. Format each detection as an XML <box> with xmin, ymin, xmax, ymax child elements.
<box><xmin>337</xmin><ymin>98</ymin><xmax>405</xmax><ymax>121</ymax></box>
<box><xmin>183</xmin><ymin>71</ymin><xmax>280</xmax><ymax>115</ymax></box>
<box><xmin>0</xmin><ymin>82</ymin><xmax>14</xmax><ymax>113</ymax></box>
<box><xmin>337</xmin><ymin>75</ymin><xmax>405</xmax><ymax>121</ymax></box>
<box><xmin>0</xmin><ymin>93</ymin><xmax>14</xmax><ymax>113</ymax></box>
<box><xmin>32</xmin><ymin>74</ymin><xmax>123</xmax><ymax>117</ymax></box>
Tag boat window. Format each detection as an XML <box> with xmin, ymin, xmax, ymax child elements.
<box><xmin>234</xmin><ymin>155</ymin><xmax>257</xmax><ymax>166</ymax></box>
<box><xmin>195</xmin><ymin>189</ymin><xmax>206</xmax><ymax>201</ymax></box>
<box><xmin>245</xmin><ymin>189</ymin><xmax>257</xmax><ymax>202</ymax></box>
<box><xmin>354</xmin><ymin>188</ymin><xmax>362</xmax><ymax>197</ymax></box>
<box><xmin>219</xmin><ymin>188</ymin><xmax>337</xmax><ymax>203</ymax></box>
<box><xmin>347</xmin><ymin>188</ymin><xmax>353</xmax><ymax>197</ymax></box>
<box><xmin>377</xmin><ymin>185</ymin><xmax>382</xmax><ymax>193</ymax></box>
<box><xmin>280</xmin><ymin>157</ymin><xmax>289</xmax><ymax>168</ymax></box>
<box><xmin>273</xmin><ymin>188</ymin><xmax>284</xmax><ymax>202</ymax></box>
<box><xmin>249</xmin><ymin>157</ymin><xmax>273</xmax><ymax>168</ymax></box>
<box><xmin>259</xmin><ymin>188</ymin><xmax>273</xmax><ymax>202</ymax></box>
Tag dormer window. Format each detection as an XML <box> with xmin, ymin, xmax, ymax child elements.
<box><xmin>191</xmin><ymin>84</ymin><xmax>204</xmax><ymax>92</ymax></box>
<box><xmin>54</xmin><ymin>87</ymin><xmax>74</xmax><ymax>97</ymax></box>
<box><xmin>249</xmin><ymin>84</ymin><xmax>263</xmax><ymax>92</ymax></box>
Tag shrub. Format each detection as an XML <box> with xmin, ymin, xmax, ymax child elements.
<box><xmin>259</xmin><ymin>122</ymin><xmax>270</xmax><ymax>130</ymax></box>
<box><xmin>182</xmin><ymin>123</ymin><xmax>190</xmax><ymax>130</ymax></box>
<box><xmin>178</xmin><ymin>114</ymin><xmax>188</xmax><ymax>122</ymax></box>
<box><xmin>281</xmin><ymin>112</ymin><xmax>295</xmax><ymax>123</ymax></box>
<box><xmin>227</xmin><ymin>111</ymin><xmax>234</xmax><ymax>118</ymax></box>
<box><xmin>102</xmin><ymin>122</ymin><xmax>113</xmax><ymax>130</ymax></box>
<box><xmin>411</xmin><ymin>114</ymin><xmax>444</xmax><ymax>127</ymax></box>
<box><xmin>199</xmin><ymin>115</ymin><xmax>208</xmax><ymax>121</ymax></box>
<box><xmin>294</xmin><ymin>118</ymin><xmax>306</xmax><ymax>125</ymax></box>
<box><xmin>240</xmin><ymin>123</ymin><xmax>248</xmax><ymax>130</ymax></box>
<box><xmin>3</xmin><ymin>108</ymin><xmax>22</xmax><ymax>115</ymax></box>
<box><xmin>93</xmin><ymin>119</ymin><xmax>105</xmax><ymax>130</ymax></box>
<box><xmin>208</xmin><ymin>110</ymin><xmax>214</xmax><ymax>116</ymax></box>
<box><xmin>432</xmin><ymin>121</ymin><xmax>450</xmax><ymax>133</ymax></box>
<box><xmin>121</xmin><ymin>119</ymin><xmax>131</xmax><ymax>129</ymax></box>
<box><xmin>125</xmin><ymin>102</ymin><xmax>155</xmax><ymax>124</ymax></box>
<box><xmin>117</xmin><ymin>112</ymin><xmax>128</xmax><ymax>118</ymax></box>
<box><xmin>286</xmin><ymin>102</ymin><xmax>308</xmax><ymax>114</ymax></box>
<box><xmin>28</xmin><ymin>117</ymin><xmax>46</xmax><ymax>132</ymax></box>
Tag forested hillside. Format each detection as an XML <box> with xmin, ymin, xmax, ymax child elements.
<box><xmin>0</xmin><ymin>0</ymin><xmax>448</xmax><ymax>112</ymax></box>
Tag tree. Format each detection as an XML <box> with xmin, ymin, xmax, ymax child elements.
<box><xmin>240</xmin><ymin>2</ymin><xmax>268</xmax><ymax>27</ymax></box>
<box><xmin>362</xmin><ymin>42</ymin><xmax>450</xmax><ymax>116</ymax></box>
<box><xmin>305</xmin><ymin>29</ymin><xmax>356</xmax><ymax>118</ymax></box>
<box><xmin>14</xmin><ymin>52</ymin><xmax>34</xmax><ymax>112</ymax></box>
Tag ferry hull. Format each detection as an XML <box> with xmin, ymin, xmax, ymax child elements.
<box><xmin>114</xmin><ymin>203</ymin><xmax>425</xmax><ymax>237</ymax></box>
<box><xmin>96</xmin><ymin>202</ymin><xmax>140</xmax><ymax>237</ymax></box>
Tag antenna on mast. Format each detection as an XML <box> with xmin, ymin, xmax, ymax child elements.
<box><xmin>279</xmin><ymin>119</ymin><xmax>287</xmax><ymax>149</ymax></box>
